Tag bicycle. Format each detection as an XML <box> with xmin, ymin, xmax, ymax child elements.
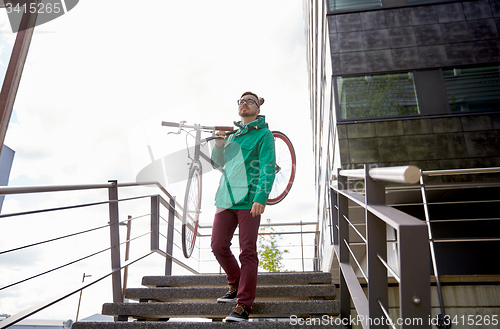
<box><xmin>162</xmin><ymin>121</ymin><xmax>296</xmax><ymax>258</ymax></box>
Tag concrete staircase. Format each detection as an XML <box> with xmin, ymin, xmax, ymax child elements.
<box><xmin>73</xmin><ymin>272</ymin><xmax>341</xmax><ymax>328</ymax></box>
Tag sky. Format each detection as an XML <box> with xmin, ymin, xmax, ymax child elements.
<box><xmin>0</xmin><ymin>0</ymin><xmax>316</xmax><ymax>322</ymax></box>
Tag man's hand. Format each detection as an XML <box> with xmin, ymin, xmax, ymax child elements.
<box><xmin>250</xmin><ymin>202</ymin><xmax>265</xmax><ymax>217</ymax></box>
<box><xmin>215</xmin><ymin>131</ymin><xmax>226</xmax><ymax>148</ymax></box>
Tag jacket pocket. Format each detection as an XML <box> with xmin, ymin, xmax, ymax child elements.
<box><xmin>228</xmin><ymin>185</ymin><xmax>252</xmax><ymax>205</ymax></box>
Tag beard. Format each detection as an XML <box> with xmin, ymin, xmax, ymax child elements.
<box><xmin>239</xmin><ymin>107</ymin><xmax>258</xmax><ymax>117</ymax></box>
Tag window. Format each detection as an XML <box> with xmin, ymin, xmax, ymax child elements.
<box><xmin>327</xmin><ymin>0</ymin><xmax>459</xmax><ymax>13</ymax></box>
<box><xmin>337</xmin><ymin>72</ymin><xmax>420</xmax><ymax>119</ymax></box>
<box><xmin>327</xmin><ymin>0</ymin><xmax>381</xmax><ymax>12</ymax></box>
<box><xmin>443</xmin><ymin>65</ymin><xmax>500</xmax><ymax>113</ymax></box>
<box><xmin>407</xmin><ymin>0</ymin><xmax>450</xmax><ymax>3</ymax></box>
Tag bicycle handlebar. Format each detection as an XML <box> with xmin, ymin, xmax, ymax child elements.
<box><xmin>161</xmin><ymin>121</ymin><xmax>181</xmax><ymax>128</ymax></box>
<box><xmin>215</xmin><ymin>126</ymin><xmax>236</xmax><ymax>132</ymax></box>
<box><xmin>162</xmin><ymin>121</ymin><xmax>234</xmax><ymax>132</ymax></box>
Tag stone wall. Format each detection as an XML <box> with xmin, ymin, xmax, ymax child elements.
<box><xmin>338</xmin><ymin>113</ymin><xmax>500</xmax><ymax>181</ymax></box>
<box><xmin>328</xmin><ymin>0</ymin><xmax>500</xmax><ymax>75</ymax></box>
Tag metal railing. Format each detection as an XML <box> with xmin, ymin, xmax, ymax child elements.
<box><xmin>419</xmin><ymin>167</ymin><xmax>500</xmax><ymax>328</ymax></box>
<box><xmin>0</xmin><ymin>180</ymin><xmax>190</xmax><ymax>328</ymax></box>
<box><xmin>330</xmin><ymin>165</ymin><xmax>431</xmax><ymax>329</ymax></box>
<box><xmin>196</xmin><ymin>221</ymin><xmax>319</xmax><ymax>273</ymax></box>
<box><xmin>0</xmin><ymin>180</ymin><xmax>318</xmax><ymax>327</ymax></box>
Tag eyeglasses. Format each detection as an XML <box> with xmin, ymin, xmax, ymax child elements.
<box><xmin>237</xmin><ymin>99</ymin><xmax>258</xmax><ymax>106</ymax></box>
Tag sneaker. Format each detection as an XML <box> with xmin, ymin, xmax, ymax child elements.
<box><xmin>217</xmin><ymin>287</ymin><xmax>238</xmax><ymax>303</ymax></box>
<box><xmin>224</xmin><ymin>304</ymin><xmax>250</xmax><ymax>322</ymax></box>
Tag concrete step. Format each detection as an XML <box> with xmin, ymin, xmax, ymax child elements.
<box><xmin>73</xmin><ymin>272</ymin><xmax>339</xmax><ymax>328</ymax></box>
<box><xmin>102</xmin><ymin>300</ymin><xmax>340</xmax><ymax>321</ymax></box>
<box><xmin>73</xmin><ymin>319</ymin><xmax>344</xmax><ymax>328</ymax></box>
<box><xmin>142</xmin><ymin>272</ymin><xmax>333</xmax><ymax>288</ymax></box>
<box><xmin>126</xmin><ymin>284</ymin><xmax>336</xmax><ymax>302</ymax></box>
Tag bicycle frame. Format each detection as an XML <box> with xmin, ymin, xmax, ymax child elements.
<box><xmin>162</xmin><ymin>120</ymin><xmax>296</xmax><ymax>258</ymax></box>
<box><xmin>162</xmin><ymin>121</ymin><xmax>234</xmax><ymax>258</ymax></box>
<box><xmin>163</xmin><ymin>121</ymin><xmax>234</xmax><ymax>172</ymax></box>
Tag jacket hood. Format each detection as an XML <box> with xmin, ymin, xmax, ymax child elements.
<box><xmin>234</xmin><ymin>115</ymin><xmax>268</xmax><ymax>130</ymax></box>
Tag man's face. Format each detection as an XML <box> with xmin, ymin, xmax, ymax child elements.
<box><xmin>238</xmin><ymin>95</ymin><xmax>260</xmax><ymax>118</ymax></box>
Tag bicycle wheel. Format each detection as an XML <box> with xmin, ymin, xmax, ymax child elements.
<box><xmin>268</xmin><ymin>131</ymin><xmax>296</xmax><ymax>205</ymax></box>
<box><xmin>182</xmin><ymin>161</ymin><xmax>202</xmax><ymax>258</ymax></box>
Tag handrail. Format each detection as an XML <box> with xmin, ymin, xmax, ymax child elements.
<box><xmin>336</xmin><ymin>165</ymin><xmax>498</xmax><ymax>186</ymax></box>
<box><xmin>0</xmin><ymin>181</ymin><xmax>172</xmax><ymax>197</ymax></box>
<box><xmin>339</xmin><ymin>165</ymin><xmax>421</xmax><ymax>184</ymax></box>
<box><xmin>422</xmin><ymin>166</ymin><xmax>500</xmax><ymax>176</ymax></box>
<box><xmin>0</xmin><ymin>183</ymin><xmax>115</xmax><ymax>195</ymax></box>
<box><xmin>331</xmin><ymin>164</ymin><xmax>431</xmax><ymax>329</ymax></box>
<box><xmin>0</xmin><ymin>182</ymin><xmax>115</xmax><ymax>195</ymax></box>
<box><xmin>118</xmin><ymin>181</ymin><xmax>177</xmax><ymax>205</ymax></box>
<box><xmin>0</xmin><ymin>195</ymin><xmax>148</xmax><ymax>220</ymax></box>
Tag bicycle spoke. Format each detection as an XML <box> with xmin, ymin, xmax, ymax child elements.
<box><xmin>182</xmin><ymin>162</ymin><xmax>202</xmax><ymax>258</ymax></box>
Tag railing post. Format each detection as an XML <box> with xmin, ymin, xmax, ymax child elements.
<box><xmin>337</xmin><ymin>169</ymin><xmax>351</xmax><ymax>326</ymax></box>
<box><xmin>365</xmin><ymin>164</ymin><xmax>388</xmax><ymax>328</ymax></box>
<box><xmin>300</xmin><ymin>220</ymin><xmax>305</xmax><ymax>272</ymax></box>
<box><xmin>330</xmin><ymin>186</ymin><xmax>338</xmax><ymax>246</ymax></box>
<box><xmin>165</xmin><ymin>197</ymin><xmax>175</xmax><ymax>276</ymax></box>
<box><xmin>399</xmin><ymin>224</ymin><xmax>432</xmax><ymax>328</ymax></box>
<box><xmin>150</xmin><ymin>195</ymin><xmax>160</xmax><ymax>252</ymax></box>
<box><xmin>313</xmin><ymin>230</ymin><xmax>320</xmax><ymax>271</ymax></box>
<box><xmin>108</xmin><ymin>180</ymin><xmax>123</xmax><ymax>309</ymax></box>
<box><xmin>122</xmin><ymin>216</ymin><xmax>132</xmax><ymax>300</ymax></box>
<box><xmin>420</xmin><ymin>170</ymin><xmax>448</xmax><ymax>328</ymax></box>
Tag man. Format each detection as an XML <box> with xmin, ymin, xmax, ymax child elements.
<box><xmin>211</xmin><ymin>91</ymin><xmax>276</xmax><ymax>322</ymax></box>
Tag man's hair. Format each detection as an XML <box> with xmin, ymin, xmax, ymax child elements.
<box><xmin>241</xmin><ymin>91</ymin><xmax>265</xmax><ymax>107</ymax></box>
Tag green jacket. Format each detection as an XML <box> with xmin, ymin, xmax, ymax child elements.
<box><xmin>211</xmin><ymin>115</ymin><xmax>276</xmax><ymax>209</ymax></box>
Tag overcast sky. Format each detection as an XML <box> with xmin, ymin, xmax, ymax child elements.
<box><xmin>0</xmin><ymin>0</ymin><xmax>315</xmax><ymax>322</ymax></box>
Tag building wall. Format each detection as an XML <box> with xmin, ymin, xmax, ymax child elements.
<box><xmin>326</xmin><ymin>0</ymin><xmax>500</xmax><ymax>276</ymax></box>
<box><xmin>329</xmin><ymin>0</ymin><xmax>500</xmax><ymax>176</ymax></box>
<box><xmin>338</xmin><ymin>113</ymin><xmax>500</xmax><ymax>178</ymax></box>
<box><xmin>308</xmin><ymin>0</ymin><xmax>500</xmax><ymax>323</ymax></box>
<box><xmin>328</xmin><ymin>0</ymin><xmax>500</xmax><ymax>75</ymax></box>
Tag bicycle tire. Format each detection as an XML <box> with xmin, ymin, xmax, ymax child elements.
<box><xmin>182</xmin><ymin>161</ymin><xmax>202</xmax><ymax>258</ymax></box>
<box><xmin>267</xmin><ymin>131</ymin><xmax>296</xmax><ymax>205</ymax></box>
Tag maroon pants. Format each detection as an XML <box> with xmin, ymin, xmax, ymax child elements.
<box><xmin>211</xmin><ymin>208</ymin><xmax>261</xmax><ymax>310</ymax></box>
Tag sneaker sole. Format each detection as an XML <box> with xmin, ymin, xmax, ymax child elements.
<box><xmin>217</xmin><ymin>298</ymin><xmax>237</xmax><ymax>303</ymax></box>
<box><xmin>224</xmin><ymin>316</ymin><xmax>249</xmax><ymax>322</ymax></box>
